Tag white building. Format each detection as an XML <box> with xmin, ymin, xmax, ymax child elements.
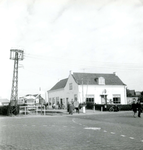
<box><xmin>48</xmin><ymin>72</ymin><xmax>127</xmax><ymax>108</ymax></box>
<box><xmin>0</xmin><ymin>98</ymin><xmax>10</xmax><ymax>106</ymax></box>
<box><xmin>19</xmin><ymin>94</ymin><xmax>45</xmax><ymax>105</ymax></box>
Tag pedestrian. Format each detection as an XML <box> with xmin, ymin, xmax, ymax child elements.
<box><xmin>45</xmin><ymin>102</ymin><xmax>48</xmax><ymax>109</ymax></box>
<box><xmin>132</xmin><ymin>99</ymin><xmax>137</xmax><ymax>118</ymax></box>
<box><xmin>136</xmin><ymin>100</ymin><xmax>142</xmax><ymax>118</ymax></box>
<box><xmin>67</xmin><ymin>102</ymin><xmax>70</xmax><ymax>112</ymax></box>
<box><xmin>74</xmin><ymin>100</ymin><xmax>80</xmax><ymax>113</ymax></box>
<box><xmin>52</xmin><ymin>103</ymin><xmax>55</xmax><ymax>109</ymax></box>
<box><xmin>57</xmin><ymin>102</ymin><xmax>61</xmax><ymax>109</ymax></box>
<box><xmin>69</xmin><ymin>103</ymin><xmax>73</xmax><ymax>115</ymax></box>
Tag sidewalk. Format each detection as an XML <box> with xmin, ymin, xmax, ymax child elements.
<box><xmin>0</xmin><ymin>108</ymin><xmax>128</xmax><ymax>118</ymax></box>
<box><xmin>41</xmin><ymin>108</ymin><xmax>100</xmax><ymax>114</ymax></box>
<box><xmin>19</xmin><ymin>108</ymin><xmax>110</xmax><ymax>117</ymax></box>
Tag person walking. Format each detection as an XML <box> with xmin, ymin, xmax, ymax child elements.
<box><xmin>136</xmin><ymin>100</ymin><xmax>142</xmax><ymax>118</ymax></box>
<box><xmin>69</xmin><ymin>102</ymin><xmax>73</xmax><ymax>115</ymax></box>
<box><xmin>52</xmin><ymin>103</ymin><xmax>55</xmax><ymax>109</ymax></box>
<box><xmin>132</xmin><ymin>99</ymin><xmax>137</xmax><ymax>118</ymax></box>
<box><xmin>74</xmin><ymin>100</ymin><xmax>80</xmax><ymax>113</ymax></box>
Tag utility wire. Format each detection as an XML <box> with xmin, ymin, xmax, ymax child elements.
<box><xmin>24</xmin><ymin>53</ymin><xmax>143</xmax><ymax>70</ymax></box>
<box><xmin>24</xmin><ymin>52</ymin><xmax>143</xmax><ymax>66</ymax></box>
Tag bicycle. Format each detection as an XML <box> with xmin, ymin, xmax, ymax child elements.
<box><xmin>109</xmin><ymin>105</ymin><xmax>120</xmax><ymax>112</ymax></box>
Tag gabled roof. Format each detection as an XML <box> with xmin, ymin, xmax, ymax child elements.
<box><xmin>25</xmin><ymin>94</ymin><xmax>38</xmax><ymax>97</ymax></box>
<box><xmin>49</xmin><ymin>72</ymin><xmax>125</xmax><ymax>91</ymax></box>
<box><xmin>24</xmin><ymin>94</ymin><xmax>44</xmax><ymax>100</ymax></box>
<box><xmin>72</xmin><ymin>72</ymin><xmax>125</xmax><ymax>85</ymax></box>
<box><xmin>49</xmin><ymin>78</ymin><xmax>68</xmax><ymax>91</ymax></box>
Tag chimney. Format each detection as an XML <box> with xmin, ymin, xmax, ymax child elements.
<box><xmin>69</xmin><ymin>70</ymin><xmax>72</xmax><ymax>75</ymax></box>
<box><xmin>113</xmin><ymin>72</ymin><xmax>117</xmax><ymax>76</ymax></box>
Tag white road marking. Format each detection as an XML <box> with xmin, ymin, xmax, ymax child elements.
<box><xmin>121</xmin><ymin>135</ymin><xmax>126</xmax><ymax>137</ymax></box>
<box><xmin>129</xmin><ymin>137</ymin><xmax>134</xmax><ymax>139</ymax></box>
<box><xmin>84</xmin><ymin>127</ymin><xmax>101</xmax><ymax>130</ymax></box>
<box><xmin>72</xmin><ymin>118</ymin><xmax>142</xmax><ymax>142</ymax></box>
<box><xmin>111</xmin><ymin>132</ymin><xmax>115</xmax><ymax>134</ymax></box>
<box><xmin>72</xmin><ymin>118</ymin><xmax>83</xmax><ymax>126</ymax></box>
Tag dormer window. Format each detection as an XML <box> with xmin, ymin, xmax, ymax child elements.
<box><xmin>98</xmin><ymin>77</ymin><xmax>105</xmax><ymax>85</ymax></box>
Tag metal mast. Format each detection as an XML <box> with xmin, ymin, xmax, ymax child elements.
<box><xmin>9</xmin><ymin>49</ymin><xmax>24</xmax><ymax>115</ymax></box>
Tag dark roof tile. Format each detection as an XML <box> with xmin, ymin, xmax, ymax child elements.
<box><xmin>73</xmin><ymin>72</ymin><xmax>125</xmax><ymax>85</ymax></box>
<box><xmin>49</xmin><ymin>78</ymin><xmax>68</xmax><ymax>91</ymax></box>
<box><xmin>49</xmin><ymin>72</ymin><xmax>125</xmax><ymax>91</ymax></box>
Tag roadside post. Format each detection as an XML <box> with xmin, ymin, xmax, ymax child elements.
<box><xmin>83</xmin><ymin>105</ymin><xmax>86</xmax><ymax>113</ymax></box>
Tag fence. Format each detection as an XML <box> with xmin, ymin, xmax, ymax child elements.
<box><xmin>19</xmin><ymin>105</ymin><xmax>46</xmax><ymax>115</ymax></box>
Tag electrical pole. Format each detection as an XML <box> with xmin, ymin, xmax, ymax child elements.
<box><xmin>9</xmin><ymin>49</ymin><xmax>24</xmax><ymax>115</ymax></box>
<box><xmin>82</xmin><ymin>78</ymin><xmax>84</xmax><ymax>103</ymax></box>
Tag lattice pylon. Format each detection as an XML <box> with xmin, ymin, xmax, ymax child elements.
<box><xmin>10</xmin><ymin>52</ymin><xmax>18</xmax><ymax>102</ymax></box>
<box><xmin>9</xmin><ymin>50</ymin><xmax>24</xmax><ymax>115</ymax></box>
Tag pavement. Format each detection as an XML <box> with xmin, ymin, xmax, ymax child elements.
<box><xmin>0</xmin><ymin>109</ymin><xmax>142</xmax><ymax>150</ymax></box>
<box><xmin>17</xmin><ymin>108</ymin><xmax>109</xmax><ymax>117</ymax></box>
<box><xmin>0</xmin><ymin>108</ymin><xmax>127</xmax><ymax>118</ymax></box>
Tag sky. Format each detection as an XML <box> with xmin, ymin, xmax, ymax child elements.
<box><xmin>0</xmin><ymin>0</ymin><xmax>143</xmax><ymax>100</ymax></box>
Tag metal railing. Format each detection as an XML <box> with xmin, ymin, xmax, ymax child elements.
<box><xmin>19</xmin><ymin>105</ymin><xmax>46</xmax><ymax>115</ymax></box>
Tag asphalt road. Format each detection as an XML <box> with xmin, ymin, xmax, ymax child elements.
<box><xmin>0</xmin><ymin>111</ymin><xmax>142</xmax><ymax>150</ymax></box>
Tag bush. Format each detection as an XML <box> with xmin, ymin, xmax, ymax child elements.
<box><xmin>0</xmin><ymin>105</ymin><xmax>21</xmax><ymax>116</ymax></box>
<box><xmin>86</xmin><ymin>102</ymin><xmax>94</xmax><ymax>109</ymax></box>
<box><xmin>0</xmin><ymin>106</ymin><xmax>9</xmax><ymax>115</ymax></box>
<box><xmin>95</xmin><ymin>104</ymin><xmax>133</xmax><ymax>111</ymax></box>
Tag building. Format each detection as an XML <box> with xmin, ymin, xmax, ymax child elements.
<box><xmin>0</xmin><ymin>98</ymin><xmax>10</xmax><ymax>106</ymax></box>
<box><xmin>126</xmin><ymin>89</ymin><xmax>138</xmax><ymax>104</ymax></box>
<box><xmin>18</xmin><ymin>94</ymin><xmax>45</xmax><ymax>106</ymax></box>
<box><xmin>48</xmin><ymin>72</ymin><xmax>127</xmax><ymax>108</ymax></box>
<box><xmin>135</xmin><ymin>91</ymin><xmax>141</xmax><ymax>97</ymax></box>
<box><xmin>127</xmin><ymin>89</ymin><xmax>136</xmax><ymax>97</ymax></box>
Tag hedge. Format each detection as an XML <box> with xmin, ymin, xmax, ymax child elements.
<box><xmin>0</xmin><ymin>106</ymin><xmax>9</xmax><ymax>115</ymax></box>
<box><xmin>94</xmin><ymin>104</ymin><xmax>143</xmax><ymax>111</ymax></box>
<box><xmin>0</xmin><ymin>105</ymin><xmax>20</xmax><ymax>116</ymax></box>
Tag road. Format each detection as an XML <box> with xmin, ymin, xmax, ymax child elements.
<box><xmin>0</xmin><ymin>111</ymin><xmax>143</xmax><ymax>150</ymax></box>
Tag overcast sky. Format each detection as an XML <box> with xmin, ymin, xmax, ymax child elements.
<box><xmin>0</xmin><ymin>0</ymin><xmax>143</xmax><ymax>99</ymax></box>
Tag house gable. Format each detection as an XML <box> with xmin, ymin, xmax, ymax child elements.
<box><xmin>64</xmin><ymin>73</ymin><xmax>78</xmax><ymax>91</ymax></box>
<box><xmin>47</xmin><ymin>72</ymin><xmax>127</xmax><ymax>105</ymax></box>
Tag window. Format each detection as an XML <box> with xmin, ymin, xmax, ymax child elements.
<box><xmin>113</xmin><ymin>94</ymin><xmax>121</xmax><ymax>104</ymax></box>
<box><xmin>69</xmin><ymin>83</ymin><xmax>72</xmax><ymax>90</ymax></box>
<box><xmin>98</xmin><ymin>77</ymin><xmax>105</xmax><ymax>85</ymax></box>
<box><xmin>86</xmin><ymin>95</ymin><xmax>94</xmax><ymax>103</ymax></box>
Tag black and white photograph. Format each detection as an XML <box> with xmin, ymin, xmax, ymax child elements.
<box><xmin>0</xmin><ymin>0</ymin><xmax>143</xmax><ymax>150</ymax></box>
